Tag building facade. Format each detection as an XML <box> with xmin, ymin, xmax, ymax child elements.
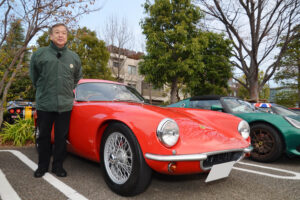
<box><xmin>107</xmin><ymin>46</ymin><xmax>168</xmax><ymax>104</ymax></box>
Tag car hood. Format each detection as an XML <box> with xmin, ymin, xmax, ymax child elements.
<box><xmin>98</xmin><ymin>102</ymin><xmax>250</xmax><ymax>154</ymax></box>
<box><xmin>163</xmin><ymin>107</ymin><xmax>250</xmax><ymax>154</ymax></box>
<box><xmin>233</xmin><ymin>112</ymin><xmax>293</xmax><ymax>128</ymax></box>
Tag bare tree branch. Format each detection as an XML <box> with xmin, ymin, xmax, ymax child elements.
<box><xmin>102</xmin><ymin>15</ymin><xmax>134</xmax><ymax>82</ymax></box>
<box><xmin>0</xmin><ymin>0</ymin><xmax>11</xmax><ymax>47</ymax></box>
<box><xmin>0</xmin><ymin>0</ymin><xmax>102</xmax><ymax>126</ymax></box>
<box><xmin>197</xmin><ymin>0</ymin><xmax>300</xmax><ymax>99</ymax></box>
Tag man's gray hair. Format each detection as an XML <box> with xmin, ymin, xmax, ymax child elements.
<box><xmin>49</xmin><ymin>23</ymin><xmax>69</xmax><ymax>34</ymax></box>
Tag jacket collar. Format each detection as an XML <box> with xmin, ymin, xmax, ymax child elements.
<box><xmin>50</xmin><ymin>41</ymin><xmax>67</xmax><ymax>52</ymax></box>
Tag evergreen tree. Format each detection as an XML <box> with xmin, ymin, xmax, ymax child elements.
<box><xmin>0</xmin><ymin>19</ymin><xmax>34</xmax><ymax>101</ymax></box>
<box><xmin>188</xmin><ymin>32</ymin><xmax>232</xmax><ymax>96</ymax></box>
<box><xmin>140</xmin><ymin>0</ymin><xmax>233</xmax><ymax>103</ymax></box>
<box><xmin>140</xmin><ymin>0</ymin><xmax>205</xmax><ymax>103</ymax></box>
<box><xmin>274</xmin><ymin>25</ymin><xmax>300</xmax><ymax>107</ymax></box>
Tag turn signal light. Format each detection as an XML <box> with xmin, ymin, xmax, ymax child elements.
<box><xmin>168</xmin><ymin>162</ymin><xmax>177</xmax><ymax>173</ymax></box>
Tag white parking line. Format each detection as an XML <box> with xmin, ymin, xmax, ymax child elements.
<box><xmin>234</xmin><ymin>161</ymin><xmax>300</xmax><ymax>180</ymax></box>
<box><xmin>0</xmin><ymin>169</ymin><xmax>21</xmax><ymax>200</ymax></box>
<box><xmin>0</xmin><ymin>150</ymin><xmax>88</xmax><ymax>200</ymax></box>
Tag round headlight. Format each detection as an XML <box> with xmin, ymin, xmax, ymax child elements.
<box><xmin>238</xmin><ymin>120</ymin><xmax>250</xmax><ymax>139</ymax></box>
<box><xmin>157</xmin><ymin>118</ymin><xmax>179</xmax><ymax>147</ymax></box>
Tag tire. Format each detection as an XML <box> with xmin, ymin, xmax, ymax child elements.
<box><xmin>100</xmin><ymin>122</ymin><xmax>152</xmax><ymax>196</ymax></box>
<box><xmin>250</xmin><ymin>123</ymin><xmax>283</xmax><ymax>162</ymax></box>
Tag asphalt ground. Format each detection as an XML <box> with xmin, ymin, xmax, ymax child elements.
<box><xmin>0</xmin><ymin>146</ymin><xmax>299</xmax><ymax>200</ymax></box>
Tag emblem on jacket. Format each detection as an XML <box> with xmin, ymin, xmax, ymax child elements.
<box><xmin>70</xmin><ymin>64</ymin><xmax>74</xmax><ymax>68</ymax></box>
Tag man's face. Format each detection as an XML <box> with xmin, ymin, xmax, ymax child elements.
<box><xmin>50</xmin><ymin>25</ymin><xmax>68</xmax><ymax>48</ymax></box>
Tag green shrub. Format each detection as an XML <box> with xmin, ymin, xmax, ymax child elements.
<box><xmin>0</xmin><ymin>117</ymin><xmax>35</xmax><ymax>146</ymax></box>
<box><xmin>3</xmin><ymin>110</ymin><xmax>11</xmax><ymax>122</ymax></box>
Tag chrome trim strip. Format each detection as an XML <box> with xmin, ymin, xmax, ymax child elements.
<box><xmin>145</xmin><ymin>146</ymin><xmax>252</xmax><ymax>162</ymax></box>
<box><xmin>145</xmin><ymin>153</ymin><xmax>208</xmax><ymax>161</ymax></box>
<box><xmin>243</xmin><ymin>146</ymin><xmax>253</xmax><ymax>153</ymax></box>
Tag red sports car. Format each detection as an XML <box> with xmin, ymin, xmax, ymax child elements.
<box><xmin>39</xmin><ymin>79</ymin><xmax>252</xmax><ymax>196</ymax></box>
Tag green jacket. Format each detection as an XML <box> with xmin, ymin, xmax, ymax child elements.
<box><xmin>30</xmin><ymin>42</ymin><xmax>82</xmax><ymax>112</ymax></box>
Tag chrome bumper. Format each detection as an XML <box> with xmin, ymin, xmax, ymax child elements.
<box><xmin>145</xmin><ymin>146</ymin><xmax>253</xmax><ymax>162</ymax></box>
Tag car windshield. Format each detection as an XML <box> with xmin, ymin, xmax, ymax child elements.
<box><xmin>75</xmin><ymin>82</ymin><xmax>145</xmax><ymax>103</ymax></box>
<box><xmin>190</xmin><ymin>100</ymin><xmax>222</xmax><ymax>109</ymax></box>
<box><xmin>222</xmin><ymin>97</ymin><xmax>257</xmax><ymax>114</ymax></box>
<box><xmin>271</xmin><ymin>105</ymin><xmax>298</xmax><ymax>116</ymax></box>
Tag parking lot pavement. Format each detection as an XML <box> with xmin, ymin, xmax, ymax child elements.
<box><xmin>0</xmin><ymin>146</ymin><xmax>300</xmax><ymax>200</ymax></box>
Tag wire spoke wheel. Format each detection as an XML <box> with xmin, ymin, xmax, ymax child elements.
<box><xmin>100</xmin><ymin>122</ymin><xmax>152</xmax><ymax>196</ymax></box>
<box><xmin>104</xmin><ymin>132</ymin><xmax>133</xmax><ymax>184</ymax></box>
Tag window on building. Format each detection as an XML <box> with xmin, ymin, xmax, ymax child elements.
<box><xmin>128</xmin><ymin>65</ymin><xmax>137</xmax><ymax>75</ymax></box>
<box><xmin>113</xmin><ymin>61</ymin><xmax>120</xmax><ymax>68</ymax></box>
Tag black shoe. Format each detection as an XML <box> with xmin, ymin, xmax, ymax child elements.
<box><xmin>52</xmin><ymin>167</ymin><xmax>67</xmax><ymax>177</ymax></box>
<box><xmin>34</xmin><ymin>168</ymin><xmax>48</xmax><ymax>178</ymax></box>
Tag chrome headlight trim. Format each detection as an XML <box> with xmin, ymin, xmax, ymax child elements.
<box><xmin>284</xmin><ymin>116</ymin><xmax>300</xmax><ymax>129</ymax></box>
<box><xmin>157</xmin><ymin>118</ymin><xmax>179</xmax><ymax>147</ymax></box>
<box><xmin>238</xmin><ymin>120</ymin><xmax>250</xmax><ymax>139</ymax></box>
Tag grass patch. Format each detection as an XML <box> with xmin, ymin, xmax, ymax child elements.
<box><xmin>0</xmin><ymin>117</ymin><xmax>35</xmax><ymax>146</ymax></box>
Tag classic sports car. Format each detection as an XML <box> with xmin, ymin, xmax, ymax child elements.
<box><xmin>168</xmin><ymin>96</ymin><xmax>300</xmax><ymax>163</ymax></box>
<box><xmin>39</xmin><ymin>80</ymin><xmax>252</xmax><ymax>196</ymax></box>
<box><xmin>6</xmin><ymin>100</ymin><xmax>35</xmax><ymax>122</ymax></box>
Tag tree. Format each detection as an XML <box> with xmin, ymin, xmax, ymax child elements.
<box><xmin>102</xmin><ymin>15</ymin><xmax>134</xmax><ymax>82</ymax></box>
<box><xmin>70</xmin><ymin>28</ymin><xmax>112</xmax><ymax>79</ymax></box>
<box><xmin>0</xmin><ymin>0</ymin><xmax>100</xmax><ymax>126</ymax></box>
<box><xmin>36</xmin><ymin>27</ymin><xmax>113</xmax><ymax>80</ymax></box>
<box><xmin>1</xmin><ymin>19</ymin><xmax>34</xmax><ymax>102</ymax></box>
<box><xmin>237</xmin><ymin>71</ymin><xmax>270</xmax><ymax>101</ymax></box>
<box><xmin>275</xmin><ymin>90</ymin><xmax>297</xmax><ymax>107</ymax></box>
<box><xmin>274</xmin><ymin>25</ymin><xmax>300</xmax><ymax>106</ymax></box>
<box><xmin>197</xmin><ymin>0</ymin><xmax>300</xmax><ymax>101</ymax></box>
<box><xmin>140</xmin><ymin>0</ymin><xmax>205</xmax><ymax>103</ymax></box>
<box><xmin>188</xmin><ymin>31</ymin><xmax>233</xmax><ymax>96</ymax></box>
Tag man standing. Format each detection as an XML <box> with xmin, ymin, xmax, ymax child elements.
<box><xmin>30</xmin><ymin>23</ymin><xmax>82</xmax><ymax>178</ymax></box>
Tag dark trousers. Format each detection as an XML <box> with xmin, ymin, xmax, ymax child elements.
<box><xmin>36</xmin><ymin>110</ymin><xmax>71</xmax><ymax>170</ymax></box>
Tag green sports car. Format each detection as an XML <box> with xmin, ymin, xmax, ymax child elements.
<box><xmin>167</xmin><ymin>95</ymin><xmax>300</xmax><ymax>162</ymax></box>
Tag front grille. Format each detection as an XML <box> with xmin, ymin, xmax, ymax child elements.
<box><xmin>202</xmin><ymin>151</ymin><xmax>243</xmax><ymax>169</ymax></box>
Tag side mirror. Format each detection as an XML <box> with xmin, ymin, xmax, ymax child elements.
<box><xmin>211</xmin><ymin>105</ymin><xmax>223</xmax><ymax>111</ymax></box>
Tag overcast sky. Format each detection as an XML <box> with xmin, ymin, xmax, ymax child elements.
<box><xmin>77</xmin><ymin>0</ymin><xmax>278</xmax><ymax>87</ymax></box>
<box><xmin>78</xmin><ymin>0</ymin><xmax>146</xmax><ymax>52</ymax></box>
